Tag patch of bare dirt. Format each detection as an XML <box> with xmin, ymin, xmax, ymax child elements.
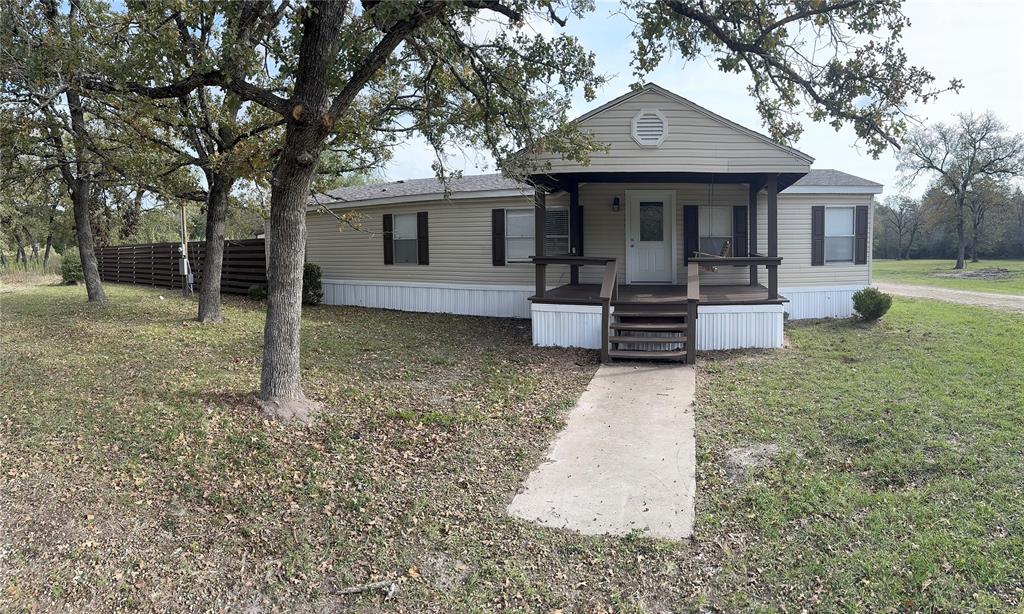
<box><xmin>931</xmin><ymin>267</ymin><xmax>1014</xmax><ymax>280</ymax></box>
<box><xmin>874</xmin><ymin>283</ymin><xmax>1024</xmax><ymax>312</ymax></box>
<box><xmin>723</xmin><ymin>444</ymin><xmax>782</xmax><ymax>484</ymax></box>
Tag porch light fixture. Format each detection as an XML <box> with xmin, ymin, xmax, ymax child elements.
<box><xmin>612</xmin><ymin>197</ymin><xmax>620</xmax><ymax>212</ymax></box>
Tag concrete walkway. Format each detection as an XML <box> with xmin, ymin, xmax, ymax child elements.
<box><xmin>508</xmin><ymin>363</ymin><xmax>696</xmax><ymax>540</ymax></box>
<box><xmin>875</xmin><ymin>282</ymin><xmax>1024</xmax><ymax>312</ymax></box>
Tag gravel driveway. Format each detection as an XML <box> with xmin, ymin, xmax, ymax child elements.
<box><xmin>875</xmin><ymin>282</ymin><xmax>1024</xmax><ymax>312</ymax></box>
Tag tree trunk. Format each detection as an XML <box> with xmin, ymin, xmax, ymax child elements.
<box><xmin>72</xmin><ymin>178</ymin><xmax>106</xmax><ymax>301</ymax></box>
<box><xmin>0</xmin><ymin>246</ymin><xmax>6</xmax><ymax>269</ymax></box>
<box><xmin>43</xmin><ymin>233</ymin><xmax>53</xmax><ymax>264</ymax></box>
<box><xmin>25</xmin><ymin>227</ymin><xmax>39</xmax><ymax>261</ymax></box>
<box><xmin>954</xmin><ymin>203</ymin><xmax>966</xmax><ymax>269</ymax></box>
<box><xmin>258</xmin><ymin>129</ymin><xmax>321</xmax><ymax>420</ymax></box>
<box><xmin>256</xmin><ymin>3</ymin><xmax>347</xmax><ymax>422</ymax></box>
<box><xmin>12</xmin><ymin>228</ymin><xmax>26</xmax><ymax>267</ymax></box>
<box><xmin>197</xmin><ymin>173</ymin><xmax>234</xmax><ymax>323</ymax></box>
<box><xmin>64</xmin><ymin>87</ymin><xmax>106</xmax><ymax>301</ymax></box>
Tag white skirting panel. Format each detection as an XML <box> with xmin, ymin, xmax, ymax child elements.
<box><xmin>782</xmin><ymin>285</ymin><xmax>867</xmax><ymax>320</ymax></box>
<box><xmin>531</xmin><ymin>303</ymin><xmax>784</xmax><ymax>351</ymax></box>
<box><xmin>696</xmin><ymin>304</ymin><xmax>784</xmax><ymax>350</ymax></box>
<box><xmin>531</xmin><ymin>303</ymin><xmax>603</xmax><ymax>349</ymax></box>
<box><xmin>321</xmin><ymin>279</ymin><xmax>533</xmax><ymax>318</ymax></box>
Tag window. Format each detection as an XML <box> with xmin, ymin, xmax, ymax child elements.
<box><xmin>699</xmin><ymin>206</ymin><xmax>732</xmax><ymax>256</ymax></box>
<box><xmin>825</xmin><ymin>207</ymin><xmax>855</xmax><ymax>263</ymax></box>
<box><xmin>639</xmin><ymin>202</ymin><xmax>664</xmax><ymax>241</ymax></box>
<box><xmin>392</xmin><ymin>213</ymin><xmax>418</xmax><ymax>264</ymax></box>
<box><xmin>505</xmin><ymin>207</ymin><xmax>570</xmax><ymax>263</ymax></box>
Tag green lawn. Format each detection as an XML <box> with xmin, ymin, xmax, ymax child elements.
<box><xmin>2</xmin><ymin>281</ymin><xmax>1022</xmax><ymax>611</ymax></box>
<box><xmin>874</xmin><ymin>258</ymin><xmax>1024</xmax><ymax>295</ymax></box>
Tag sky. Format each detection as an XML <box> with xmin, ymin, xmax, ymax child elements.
<box><xmin>382</xmin><ymin>0</ymin><xmax>1024</xmax><ymax>200</ymax></box>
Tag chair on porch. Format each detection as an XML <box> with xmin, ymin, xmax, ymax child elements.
<box><xmin>694</xmin><ymin>239</ymin><xmax>731</xmax><ymax>273</ymax></box>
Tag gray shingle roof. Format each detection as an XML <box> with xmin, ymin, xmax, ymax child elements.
<box><xmin>793</xmin><ymin>169</ymin><xmax>881</xmax><ymax>187</ymax></box>
<box><xmin>319</xmin><ymin>173</ymin><xmax>524</xmax><ymax>204</ymax></box>
<box><xmin>315</xmin><ymin>168</ymin><xmax>880</xmax><ymax>206</ymax></box>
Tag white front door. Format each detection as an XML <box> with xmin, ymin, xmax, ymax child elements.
<box><xmin>626</xmin><ymin>190</ymin><xmax>675</xmax><ymax>283</ymax></box>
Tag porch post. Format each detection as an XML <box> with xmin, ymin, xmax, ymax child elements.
<box><xmin>767</xmin><ymin>174</ymin><xmax>778</xmax><ymax>300</ymax></box>
<box><xmin>748</xmin><ymin>181</ymin><xmax>758</xmax><ymax>286</ymax></box>
<box><xmin>534</xmin><ymin>186</ymin><xmax>546</xmax><ymax>298</ymax></box>
<box><xmin>569</xmin><ymin>182</ymin><xmax>581</xmax><ymax>284</ymax></box>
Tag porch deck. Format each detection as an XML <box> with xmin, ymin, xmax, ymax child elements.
<box><xmin>531</xmin><ymin>283</ymin><xmax>786</xmax><ymax>306</ymax></box>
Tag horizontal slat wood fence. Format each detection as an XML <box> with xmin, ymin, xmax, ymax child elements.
<box><xmin>95</xmin><ymin>239</ymin><xmax>266</xmax><ymax>294</ymax></box>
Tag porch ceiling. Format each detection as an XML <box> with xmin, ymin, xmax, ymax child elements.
<box><xmin>528</xmin><ymin>171</ymin><xmax>806</xmax><ymax>193</ymax></box>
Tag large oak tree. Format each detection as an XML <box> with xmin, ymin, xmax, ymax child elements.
<box><xmin>90</xmin><ymin>0</ymin><xmax>605</xmax><ymax>420</ymax></box>
<box><xmin>898</xmin><ymin>112</ymin><xmax>1024</xmax><ymax>268</ymax></box>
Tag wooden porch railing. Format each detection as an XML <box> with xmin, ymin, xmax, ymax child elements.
<box><xmin>599</xmin><ymin>258</ymin><xmax>620</xmax><ymax>363</ymax></box>
<box><xmin>685</xmin><ymin>262</ymin><xmax>700</xmax><ymax>364</ymax></box>
<box><xmin>688</xmin><ymin>253</ymin><xmax>782</xmax><ymax>299</ymax></box>
<box><xmin>530</xmin><ymin>255</ymin><xmax>617</xmax><ymax>298</ymax></box>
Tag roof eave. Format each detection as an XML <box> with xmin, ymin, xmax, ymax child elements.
<box><xmin>306</xmin><ymin>187</ymin><xmax>532</xmax><ymax>211</ymax></box>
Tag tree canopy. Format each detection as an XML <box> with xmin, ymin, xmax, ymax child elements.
<box><xmin>627</xmin><ymin>0</ymin><xmax>961</xmax><ymax>157</ymax></box>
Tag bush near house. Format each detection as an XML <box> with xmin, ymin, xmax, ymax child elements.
<box><xmin>59</xmin><ymin>250</ymin><xmax>84</xmax><ymax>284</ymax></box>
<box><xmin>247</xmin><ymin>284</ymin><xmax>267</xmax><ymax>301</ymax></box>
<box><xmin>852</xmin><ymin>287</ymin><xmax>892</xmax><ymax>320</ymax></box>
<box><xmin>302</xmin><ymin>262</ymin><xmax>323</xmax><ymax>306</ymax></box>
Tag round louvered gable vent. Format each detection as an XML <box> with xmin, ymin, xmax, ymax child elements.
<box><xmin>631</xmin><ymin>108</ymin><xmax>667</xmax><ymax>147</ymax></box>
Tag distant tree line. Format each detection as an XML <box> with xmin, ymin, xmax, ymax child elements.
<box><xmin>878</xmin><ymin>112</ymin><xmax>1024</xmax><ymax>265</ymax></box>
<box><xmin>874</xmin><ymin>182</ymin><xmax>1024</xmax><ymax>261</ymax></box>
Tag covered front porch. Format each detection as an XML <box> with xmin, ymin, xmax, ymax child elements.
<box><xmin>534</xmin><ymin>281</ymin><xmax>784</xmax><ymax>306</ymax></box>
<box><xmin>524</xmin><ymin>171</ymin><xmax>799</xmax><ymax>362</ymax></box>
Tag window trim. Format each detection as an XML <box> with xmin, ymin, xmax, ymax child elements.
<box><xmin>824</xmin><ymin>206</ymin><xmax>856</xmax><ymax>264</ymax></box>
<box><xmin>391</xmin><ymin>212</ymin><xmax>419</xmax><ymax>265</ymax></box>
<box><xmin>504</xmin><ymin>206</ymin><xmax>570</xmax><ymax>263</ymax></box>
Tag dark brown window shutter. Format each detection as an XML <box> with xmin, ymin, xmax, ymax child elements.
<box><xmin>811</xmin><ymin>206</ymin><xmax>825</xmax><ymax>266</ymax></box>
<box><xmin>733</xmin><ymin>206</ymin><xmax>749</xmax><ymax>257</ymax></box>
<box><xmin>382</xmin><ymin>213</ymin><xmax>393</xmax><ymax>265</ymax></box>
<box><xmin>416</xmin><ymin>211</ymin><xmax>429</xmax><ymax>265</ymax></box>
<box><xmin>854</xmin><ymin>205</ymin><xmax>868</xmax><ymax>265</ymax></box>
<box><xmin>683</xmin><ymin>205</ymin><xmax>699</xmax><ymax>265</ymax></box>
<box><xmin>492</xmin><ymin>209</ymin><xmax>505</xmax><ymax>266</ymax></box>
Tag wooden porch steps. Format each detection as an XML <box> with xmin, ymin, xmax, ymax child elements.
<box><xmin>612</xmin><ymin>309</ymin><xmax>688</xmax><ymax>318</ymax></box>
<box><xmin>605</xmin><ymin>301</ymin><xmax>694</xmax><ymax>364</ymax></box>
<box><xmin>610</xmin><ymin>320</ymin><xmax>688</xmax><ymax>330</ymax></box>
<box><xmin>609</xmin><ymin>335</ymin><xmax>686</xmax><ymax>345</ymax></box>
<box><xmin>607</xmin><ymin>349</ymin><xmax>686</xmax><ymax>360</ymax></box>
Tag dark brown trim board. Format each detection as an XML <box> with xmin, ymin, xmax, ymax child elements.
<box><xmin>811</xmin><ymin>206</ymin><xmax>825</xmax><ymax>266</ymax></box>
<box><xmin>855</xmin><ymin>205</ymin><xmax>868</xmax><ymax>265</ymax></box>
<box><xmin>733</xmin><ymin>206</ymin><xmax>748</xmax><ymax>257</ymax></box>
<box><xmin>382</xmin><ymin>213</ymin><xmax>394</xmax><ymax>265</ymax></box>
<box><xmin>416</xmin><ymin>211</ymin><xmax>429</xmax><ymax>265</ymax></box>
<box><xmin>491</xmin><ymin>208</ymin><xmax>506</xmax><ymax>266</ymax></box>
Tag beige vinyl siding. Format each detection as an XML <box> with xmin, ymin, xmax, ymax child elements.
<box><xmin>533</xmin><ymin>91</ymin><xmax>810</xmax><ymax>174</ymax></box>
<box><xmin>306</xmin><ymin>195</ymin><xmax>573</xmax><ymax>287</ymax></box>
<box><xmin>759</xmin><ymin>192</ymin><xmax>874</xmax><ymax>287</ymax></box>
<box><xmin>305</xmin><ymin>185</ymin><xmax>872</xmax><ymax>291</ymax></box>
<box><xmin>577</xmin><ymin>182</ymin><xmax>752</xmax><ymax>285</ymax></box>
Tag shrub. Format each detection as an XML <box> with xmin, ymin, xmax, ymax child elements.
<box><xmin>302</xmin><ymin>262</ymin><xmax>323</xmax><ymax>306</ymax></box>
<box><xmin>247</xmin><ymin>285</ymin><xmax>267</xmax><ymax>301</ymax></box>
<box><xmin>852</xmin><ymin>287</ymin><xmax>892</xmax><ymax>321</ymax></box>
<box><xmin>60</xmin><ymin>250</ymin><xmax>84</xmax><ymax>284</ymax></box>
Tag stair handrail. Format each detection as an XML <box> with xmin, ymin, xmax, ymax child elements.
<box><xmin>599</xmin><ymin>258</ymin><xmax>619</xmax><ymax>363</ymax></box>
<box><xmin>685</xmin><ymin>262</ymin><xmax>700</xmax><ymax>364</ymax></box>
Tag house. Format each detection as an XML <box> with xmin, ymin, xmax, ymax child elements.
<box><xmin>305</xmin><ymin>84</ymin><xmax>882</xmax><ymax>362</ymax></box>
